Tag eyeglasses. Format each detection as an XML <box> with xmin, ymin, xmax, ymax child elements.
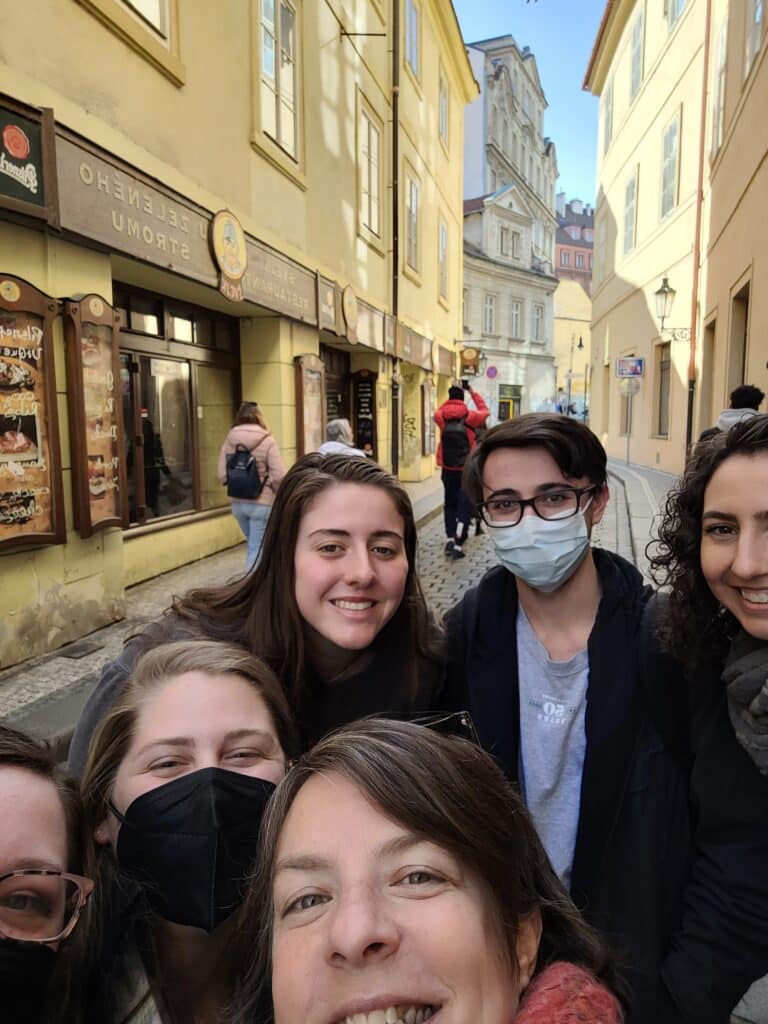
<box><xmin>0</xmin><ymin>870</ymin><xmax>94</xmax><ymax>944</ymax></box>
<box><xmin>478</xmin><ymin>485</ymin><xmax>597</xmax><ymax>528</ymax></box>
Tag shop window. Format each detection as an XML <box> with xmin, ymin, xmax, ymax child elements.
<box><xmin>260</xmin><ymin>0</ymin><xmax>299</xmax><ymax>160</ymax></box>
<box><xmin>498</xmin><ymin>384</ymin><xmax>521</xmax><ymax>420</ymax></box>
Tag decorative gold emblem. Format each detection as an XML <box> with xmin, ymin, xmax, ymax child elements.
<box><xmin>0</xmin><ymin>280</ymin><xmax>21</xmax><ymax>303</ymax></box>
<box><xmin>88</xmin><ymin>297</ymin><xmax>105</xmax><ymax>318</ymax></box>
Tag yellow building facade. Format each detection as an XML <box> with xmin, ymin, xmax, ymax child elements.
<box><xmin>553</xmin><ymin>278</ymin><xmax>592</xmax><ymax>417</ymax></box>
<box><xmin>0</xmin><ymin>0</ymin><xmax>476</xmax><ymax>667</ymax></box>
<box><xmin>585</xmin><ymin>0</ymin><xmax>767</xmax><ymax>473</ymax></box>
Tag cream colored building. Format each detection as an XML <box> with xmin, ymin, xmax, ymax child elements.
<box><xmin>585</xmin><ymin>0</ymin><xmax>768</xmax><ymax>474</ymax></box>
<box><xmin>553</xmin><ymin>278</ymin><xmax>592</xmax><ymax>418</ymax></box>
<box><xmin>0</xmin><ymin>0</ymin><xmax>476</xmax><ymax>667</ymax></box>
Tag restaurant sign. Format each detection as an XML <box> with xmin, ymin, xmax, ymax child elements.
<box><xmin>0</xmin><ymin>97</ymin><xmax>58</xmax><ymax>227</ymax></box>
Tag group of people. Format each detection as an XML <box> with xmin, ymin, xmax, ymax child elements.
<box><xmin>4</xmin><ymin>406</ymin><xmax>768</xmax><ymax>1024</ymax></box>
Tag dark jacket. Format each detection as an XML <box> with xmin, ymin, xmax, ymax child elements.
<box><xmin>441</xmin><ymin>550</ymin><xmax>768</xmax><ymax>1024</ymax></box>
<box><xmin>68</xmin><ymin>614</ymin><xmax>442</xmax><ymax>775</ymax></box>
<box><xmin>433</xmin><ymin>390</ymin><xmax>489</xmax><ymax>470</ymax></box>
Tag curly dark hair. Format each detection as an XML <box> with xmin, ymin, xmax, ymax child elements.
<box><xmin>648</xmin><ymin>414</ymin><xmax>768</xmax><ymax>670</ymax></box>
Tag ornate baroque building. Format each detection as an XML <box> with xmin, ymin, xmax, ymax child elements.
<box><xmin>461</xmin><ymin>35</ymin><xmax>558</xmax><ymax>420</ymax></box>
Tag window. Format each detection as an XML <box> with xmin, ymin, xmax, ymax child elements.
<box><xmin>745</xmin><ymin>0</ymin><xmax>764</xmax><ymax>77</ymax></box>
<box><xmin>624</xmin><ymin>170</ymin><xmax>637</xmax><ymax>254</ymax></box>
<box><xmin>561</xmin><ymin>250</ymin><xmax>571</xmax><ymax>266</ymax></box>
<box><xmin>666</xmin><ymin>0</ymin><xmax>685</xmax><ymax>29</ymax></box>
<box><xmin>406</xmin><ymin>0</ymin><xmax>420</xmax><ymax>79</ymax></box>
<box><xmin>500</xmin><ymin>225</ymin><xmax>510</xmax><ymax>256</ymax></box>
<box><xmin>260</xmin><ymin>0</ymin><xmax>298</xmax><ymax>159</ymax></box>
<box><xmin>438</xmin><ymin>219</ymin><xmax>448</xmax><ymax>300</ymax></box>
<box><xmin>512</xmin><ymin>231</ymin><xmax>521</xmax><ymax>258</ymax></box>
<box><xmin>712</xmin><ymin>17</ymin><xmax>728</xmax><ymax>155</ymax></box>
<box><xmin>511</xmin><ymin>300</ymin><xmax>522</xmax><ymax>338</ymax></box>
<box><xmin>661</xmin><ymin>113</ymin><xmax>680</xmax><ymax>219</ymax></box>
<box><xmin>359</xmin><ymin>106</ymin><xmax>381</xmax><ymax>237</ymax></box>
<box><xmin>630</xmin><ymin>9</ymin><xmax>644</xmax><ymax>100</ymax></box>
<box><xmin>483</xmin><ymin>294</ymin><xmax>496</xmax><ymax>334</ymax></box>
<box><xmin>595</xmin><ymin>217</ymin><xmax>606</xmax><ymax>284</ymax></box>
<box><xmin>524</xmin><ymin>90</ymin><xmax>531</xmax><ymax>117</ymax></box>
<box><xmin>576</xmin><ymin>252</ymin><xmax>585</xmax><ymax>269</ymax></box>
<box><xmin>656</xmin><ymin>342</ymin><xmax>672</xmax><ymax>436</ymax></box>
<box><xmin>511</xmin><ymin>132</ymin><xmax>518</xmax><ymax>165</ymax></box>
<box><xmin>534</xmin><ymin>303</ymin><xmax>547</xmax><ymax>341</ymax></box>
<box><xmin>438</xmin><ymin>66</ymin><xmax>449</xmax><ymax>145</ymax></box>
<box><xmin>501</xmin><ymin>118</ymin><xmax>509</xmax><ymax>154</ymax></box>
<box><xmin>588</xmin><ymin>254</ymin><xmax>593</xmax><ymax>270</ymax></box>
<box><xmin>602</xmin><ymin>77</ymin><xmax>614</xmax><ymax>154</ymax></box>
<box><xmin>405</xmin><ymin>170</ymin><xmax>420</xmax><ymax>271</ymax></box>
<box><xmin>528</xmin><ymin>154</ymin><xmax>533</xmax><ymax>181</ymax></box>
<box><xmin>462</xmin><ymin>288</ymin><xmax>470</xmax><ymax>330</ymax></box>
<box><xmin>124</xmin><ymin>0</ymin><xmax>167</xmax><ymax>35</ymax></box>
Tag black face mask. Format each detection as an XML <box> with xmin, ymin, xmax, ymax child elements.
<box><xmin>111</xmin><ymin>767</ymin><xmax>276</xmax><ymax>933</ymax></box>
<box><xmin>0</xmin><ymin>939</ymin><xmax>56</xmax><ymax>1024</ymax></box>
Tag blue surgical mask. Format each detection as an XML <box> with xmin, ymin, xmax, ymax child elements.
<box><xmin>489</xmin><ymin>507</ymin><xmax>592</xmax><ymax>592</ymax></box>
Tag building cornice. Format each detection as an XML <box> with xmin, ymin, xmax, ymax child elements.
<box><xmin>583</xmin><ymin>0</ymin><xmax>634</xmax><ymax>95</ymax></box>
<box><xmin>431</xmin><ymin>0</ymin><xmax>480</xmax><ymax>102</ymax></box>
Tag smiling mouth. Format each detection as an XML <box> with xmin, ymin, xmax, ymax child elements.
<box><xmin>336</xmin><ymin>1005</ymin><xmax>438</xmax><ymax>1024</ymax></box>
<box><xmin>739</xmin><ymin>589</ymin><xmax>768</xmax><ymax>605</ymax></box>
<box><xmin>331</xmin><ymin>599</ymin><xmax>376</xmax><ymax>611</ymax></box>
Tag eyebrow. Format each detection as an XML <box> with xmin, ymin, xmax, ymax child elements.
<box><xmin>4</xmin><ymin>859</ymin><xmax>64</xmax><ymax>873</ymax></box>
<box><xmin>487</xmin><ymin>482</ymin><xmax>575</xmax><ymax>499</ymax></box>
<box><xmin>274</xmin><ymin>831</ymin><xmax>429</xmax><ymax>877</ymax></box>
<box><xmin>134</xmin><ymin>728</ymin><xmax>276</xmax><ymax>760</ymax></box>
<box><xmin>703</xmin><ymin>510</ymin><xmax>768</xmax><ymax>523</ymax></box>
<box><xmin>306</xmin><ymin>528</ymin><xmax>404</xmax><ymax>541</ymax></box>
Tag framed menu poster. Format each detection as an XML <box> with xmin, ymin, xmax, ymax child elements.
<box><xmin>0</xmin><ymin>274</ymin><xmax>64</xmax><ymax>551</ymax></box>
<box><xmin>352</xmin><ymin>369</ymin><xmax>377</xmax><ymax>458</ymax></box>
<box><xmin>64</xmin><ymin>295</ymin><xmax>127</xmax><ymax>537</ymax></box>
<box><xmin>295</xmin><ymin>353</ymin><xmax>326</xmax><ymax>456</ymax></box>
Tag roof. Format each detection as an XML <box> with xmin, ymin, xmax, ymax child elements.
<box><xmin>558</xmin><ymin>206</ymin><xmax>594</xmax><ymax>229</ymax></box>
<box><xmin>463</xmin><ymin>240</ymin><xmax>559</xmax><ymax>284</ymax></box>
<box><xmin>468</xmin><ymin>34</ymin><xmax>547</xmax><ymax>105</ymax></box>
<box><xmin>463</xmin><ymin>195</ymin><xmax>489</xmax><ymax>215</ymax></box>
<box><xmin>556</xmin><ymin>227</ymin><xmax>593</xmax><ymax>249</ymax></box>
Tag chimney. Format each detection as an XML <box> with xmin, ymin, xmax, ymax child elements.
<box><xmin>555</xmin><ymin>191</ymin><xmax>566</xmax><ymax>217</ymax></box>
<box><xmin>570</xmin><ymin>199</ymin><xmax>583</xmax><ymax>215</ymax></box>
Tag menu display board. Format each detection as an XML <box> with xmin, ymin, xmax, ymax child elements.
<box><xmin>422</xmin><ymin>379</ymin><xmax>436</xmax><ymax>456</ymax></box>
<box><xmin>64</xmin><ymin>296</ymin><xmax>127</xmax><ymax>537</ymax></box>
<box><xmin>352</xmin><ymin>369</ymin><xmax>377</xmax><ymax>459</ymax></box>
<box><xmin>295</xmin><ymin>354</ymin><xmax>326</xmax><ymax>456</ymax></box>
<box><xmin>0</xmin><ymin>275</ymin><xmax>64</xmax><ymax>551</ymax></box>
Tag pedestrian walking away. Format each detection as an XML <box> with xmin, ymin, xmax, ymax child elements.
<box><xmin>440</xmin><ymin>412</ymin><xmax>768</xmax><ymax>1024</ymax></box>
<box><xmin>698</xmin><ymin>383</ymin><xmax>765</xmax><ymax>443</ymax></box>
<box><xmin>217</xmin><ymin>401</ymin><xmax>286</xmax><ymax>572</ymax></box>
<box><xmin>434</xmin><ymin>381</ymin><xmax>489</xmax><ymax>560</ymax></box>
<box><xmin>317</xmin><ymin>417</ymin><xmax>367</xmax><ymax>458</ymax></box>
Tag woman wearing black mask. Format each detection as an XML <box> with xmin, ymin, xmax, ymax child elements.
<box><xmin>0</xmin><ymin>725</ymin><xmax>92</xmax><ymax>1024</ymax></box>
<box><xmin>80</xmin><ymin>639</ymin><xmax>298</xmax><ymax>1024</ymax></box>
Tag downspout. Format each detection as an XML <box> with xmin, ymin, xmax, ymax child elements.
<box><xmin>686</xmin><ymin>0</ymin><xmax>713</xmax><ymax>452</ymax></box>
<box><xmin>392</xmin><ymin>0</ymin><xmax>400</xmax><ymax>321</ymax></box>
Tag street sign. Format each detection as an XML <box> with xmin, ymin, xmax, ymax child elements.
<box><xmin>615</xmin><ymin>357</ymin><xmax>645</xmax><ymax>377</ymax></box>
<box><xmin>620</xmin><ymin>377</ymin><xmax>641</xmax><ymax>396</ymax></box>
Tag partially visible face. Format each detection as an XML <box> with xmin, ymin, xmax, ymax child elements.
<box><xmin>700</xmin><ymin>452</ymin><xmax>768</xmax><ymax>641</ymax></box>
<box><xmin>0</xmin><ymin>765</ymin><xmax>69</xmax><ymax>944</ymax></box>
<box><xmin>271</xmin><ymin>773</ymin><xmax>540</xmax><ymax>1024</ymax></box>
<box><xmin>101</xmin><ymin>671</ymin><xmax>286</xmax><ymax>846</ymax></box>
<box><xmin>294</xmin><ymin>484</ymin><xmax>410</xmax><ymax>650</ymax></box>
<box><xmin>481</xmin><ymin>445</ymin><xmax>609</xmax><ymax>533</ymax></box>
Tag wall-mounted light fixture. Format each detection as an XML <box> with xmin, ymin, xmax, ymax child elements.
<box><xmin>654</xmin><ymin>275</ymin><xmax>691</xmax><ymax>342</ymax></box>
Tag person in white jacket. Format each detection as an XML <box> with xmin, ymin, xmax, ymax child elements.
<box><xmin>217</xmin><ymin>402</ymin><xmax>285</xmax><ymax>571</ymax></box>
<box><xmin>317</xmin><ymin>417</ymin><xmax>366</xmax><ymax>457</ymax></box>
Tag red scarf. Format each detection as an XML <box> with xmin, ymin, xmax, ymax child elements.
<box><xmin>515</xmin><ymin>962</ymin><xmax>623</xmax><ymax>1023</ymax></box>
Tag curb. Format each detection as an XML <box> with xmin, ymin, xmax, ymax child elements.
<box><xmin>607</xmin><ymin>469</ymin><xmax>638</xmax><ymax>567</ymax></box>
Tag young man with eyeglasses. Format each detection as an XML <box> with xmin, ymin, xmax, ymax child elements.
<box><xmin>441</xmin><ymin>413</ymin><xmax>768</xmax><ymax>1024</ymax></box>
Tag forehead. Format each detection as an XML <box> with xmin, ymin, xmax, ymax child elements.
<box><xmin>482</xmin><ymin>445</ymin><xmax>581</xmax><ymax>493</ymax></box>
<box><xmin>299</xmin><ymin>483</ymin><xmax>404</xmax><ymax>533</ymax></box>
<box><xmin>0</xmin><ymin>766</ymin><xmax>68</xmax><ymax>873</ymax></box>
<box><xmin>704</xmin><ymin>452</ymin><xmax>768</xmax><ymax>509</ymax></box>
<box><xmin>131</xmin><ymin>671</ymin><xmax>274</xmax><ymax>744</ymax></box>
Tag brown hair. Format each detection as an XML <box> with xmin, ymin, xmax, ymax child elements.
<box><xmin>230</xmin><ymin>718</ymin><xmax>626</xmax><ymax>1022</ymax></box>
<box><xmin>462</xmin><ymin>413</ymin><xmax>608</xmax><ymax>504</ymax></box>
<box><xmin>172</xmin><ymin>453</ymin><xmax>440</xmax><ymax>709</ymax></box>
<box><xmin>234</xmin><ymin>401</ymin><xmax>268</xmax><ymax>430</ymax></box>
<box><xmin>649</xmin><ymin>414</ymin><xmax>768</xmax><ymax>669</ymax></box>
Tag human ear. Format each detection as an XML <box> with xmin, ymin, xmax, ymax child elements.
<box><xmin>587</xmin><ymin>484</ymin><xmax>610</xmax><ymax>528</ymax></box>
<box><xmin>94</xmin><ymin>818</ymin><xmax>111</xmax><ymax>845</ymax></box>
<box><xmin>515</xmin><ymin>909</ymin><xmax>542</xmax><ymax>990</ymax></box>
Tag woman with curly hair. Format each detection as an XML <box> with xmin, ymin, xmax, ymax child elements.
<box><xmin>649</xmin><ymin>414</ymin><xmax>768</xmax><ymax>773</ymax></box>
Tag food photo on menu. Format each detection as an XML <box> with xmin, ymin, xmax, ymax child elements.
<box><xmin>0</xmin><ymin>354</ymin><xmax>35</xmax><ymax>391</ymax></box>
<box><xmin>0</xmin><ymin>414</ymin><xmax>39</xmax><ymax>461</ymax></box>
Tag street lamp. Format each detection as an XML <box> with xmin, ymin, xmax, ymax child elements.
<box><xmin>654</xmin><ymin>275</ymin><xmax>691</xmax><ymax>342</ymax></box>
<box><xmin>565</xmin><ymin>334</ymin><xmax>584</xmax><ymax>416</ymax></box>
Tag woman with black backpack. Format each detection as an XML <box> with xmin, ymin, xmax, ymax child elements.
<box><xmin>217</xmin><ymin>401</ymin><xmax>285</xmax><ymax>572</ymax></box>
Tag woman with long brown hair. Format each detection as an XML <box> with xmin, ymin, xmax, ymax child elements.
<box><xmin>69</xmin><ymin>453</ymin><xmax>442</xmax><ymax>774</ymax></box>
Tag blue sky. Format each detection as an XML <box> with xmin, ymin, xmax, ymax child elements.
<box><xmin>452</xmin><ymin>0</ymin><xmax>607</xmax><ymax>203</ymax></box>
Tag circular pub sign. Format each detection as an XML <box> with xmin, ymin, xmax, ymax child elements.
<box><xmin>210</xmin><ymin>211</ymin><xmax>248</xmax><ymax>281</ymax></box>
<box><xmin>486</xmin><ymin>365</ymin><xmax>499</xmax><ymax>379</ymax></box>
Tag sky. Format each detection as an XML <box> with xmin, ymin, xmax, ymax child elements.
<box><xmin>452</xmin><ymin>0</ymin><xmax>608</xmax><ymax>204</ymax></box>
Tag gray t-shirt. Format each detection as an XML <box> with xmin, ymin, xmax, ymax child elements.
<box><xmin>517</xmin><ymin>605</ymin><xmax>589</xmax><ymax>889</ymax></box>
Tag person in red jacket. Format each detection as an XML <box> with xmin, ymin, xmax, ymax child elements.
<box><xmin>434</xmin><ymin>382</ymin><xmax>489</xmax><ymax>559</ymax></box>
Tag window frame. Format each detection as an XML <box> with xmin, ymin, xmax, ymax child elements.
<box><xmin>438</xmin><ymin>217</ymin><xmax>449</xmax><ymax>303</ymax></box>
<box><xmin>745</xmin><ymin>0</ymin><xmax>764</xmax><ymax>78</ymax></box>
<box><xmin>561</xmin><ymin>250</ymin><xmax>571</xmax><ymax>267</ymax></box>
<box><xmin>630</xmin><ymin>8</ymin><xmax>644</xmax><ymax>101</ymax></box>
<box><xmin>575</xmin><ymin>252</ymin><xmax>585</xmax><ymax>269</ymax></box>
<box><xmin>438</xmin><ymin>63</ymin><xmax>450</xmax><ymax>150</ymax></box>
<box><xmin>660</xmin><ymin>111</ymin><xmax>680</xmax><ymax>220</ymax></box>
<box><xmin>603</xmin><ymin>76</ymin><xmax>614</xmax><ymax>154</ymax></box>
<box><xmin>511</xmin><ymin>299</ymin><xmax>522</xmax><ymax>339</ymax></box>
<box><xmin>462</xmin><ymin>287</ymin><xmax>471</xmax><ymax>331</ymax></box>
<box><xmin>404</xmin><ymin>164</ymin><xmax>421</xmax><ymax>276</ymax></box>
<box><xmin>666</xmin><ymin>0</ymin><xmax>685</xmax><ymax>30</ymax></box>
<box><xmin>483</xmin><ymin>293</ymin><xmax>497</xmax><ymax>335</ymax></box>
<box><xmin>623</xmin><ymin>169</ymin><xmax>638</xmax><ymax>254</ymax></box>
<box><xmin>711</xmin><ymin>16</ymin><xmax>728</xmax><ymax>156</ymax></box>
<box><xmin>499</xmin><ymin>225</ymin><xmax>511</xmax><ymax>257</ymax></box>
<box><xmin>655</xmin><ymin>341</ymin><xmax>672</xmax><ymax>437</ymax></box>
<box><xmin>405</xmin><ymin>0</ymin><xmax>421</xmax><ymax>82</ymax></box>
<box><xmin>358</xmin><ymin>94</ymin><xmax>384</xmax><ymax>250</ymax></box>
<box><xmin>532</xmin><ymin>303</ymin><xmax>544</xmax><ymax>342</ymax></box>
<box><xmin>75</xmin><ymin>0</ymin><xmax>184</xmax><ymax>84</ymax></box>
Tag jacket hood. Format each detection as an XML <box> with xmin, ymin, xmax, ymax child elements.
<box><xmin>440</xmin><ymin>399</ymin><xmax>470</xmax><ymax>421</ymax></box>
<box><xmin>716</xmin><ymin>407</ymin><xmax>759</xmax><ymax>432</ymax></box>
<box><xmin>227</xmin><ymin>423</ymin><xmax>269</xmax><ymax>446</ymax></box>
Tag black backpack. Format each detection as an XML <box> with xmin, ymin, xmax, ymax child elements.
<box><xmin>226</xmin><ymin>439</ymin><xmax>268</xmax><ymax>499</ymax></box>
<box><xmin>442</xmin><ymin>415</ymin><xmax>470</xmax><ymax>468</ymax></box>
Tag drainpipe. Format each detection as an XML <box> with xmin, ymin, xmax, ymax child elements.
<box><xmin>686</xmin><ymin>0</ymin><xmax>713</xmax><ymax>452</ymax></box>
<box><xmin>392</xmin><ymin>0</ymin><xmax>400</xmax><ymax>321</ymax></box>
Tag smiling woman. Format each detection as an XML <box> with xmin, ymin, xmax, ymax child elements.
<box><xmin>230</xmin><ymin>719</ymin><xmax>626</xmax><ymax>1024</ymax></box>
<box><xmin>650</xmin><ymin>414</ymin><xmax>768</xmax><ymax>772</ymax></box>
<box><xmin>69</xmin><ymin>454</ymin><xmax>443</xmax><ymax>774</ymax></box>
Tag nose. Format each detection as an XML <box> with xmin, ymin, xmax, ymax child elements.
<box><xmin>731</xmin><ymin>528</ymin><xmax>768</xmax><ymax>581</ymax></box>
<box><xmin>343</xmin><ymin>545</ymin><xmax>376</xmax><ymax>587</ymax></box>
<box><xmin>326</xmin><ymin>886</ymin><xmax>400</xmax><ymax>968</ymax></box>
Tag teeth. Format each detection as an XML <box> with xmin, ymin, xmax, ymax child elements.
<box><xmin>741</xmin><ymin>590</ymin><xmax>768</xmax><ymax>604</ymax></box>
<box><xmin>341</xmin><ymin>1007</ymin><xmax>436</xmax><ymax>1024</ymax></box>
<box><xmin>386</xmin><ymin>1012</ymin><xmax>398</xmax><ymax>1024</ymax></box>
<box><xmin>405</xmin><ymin>1010</ymin><xmax>417</xmax><ymax>1024</ymax></box>
<box><xmin>334</xmin><ymin>600</ymin><xmax>374</xmax><ymax>611</ymax></box>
